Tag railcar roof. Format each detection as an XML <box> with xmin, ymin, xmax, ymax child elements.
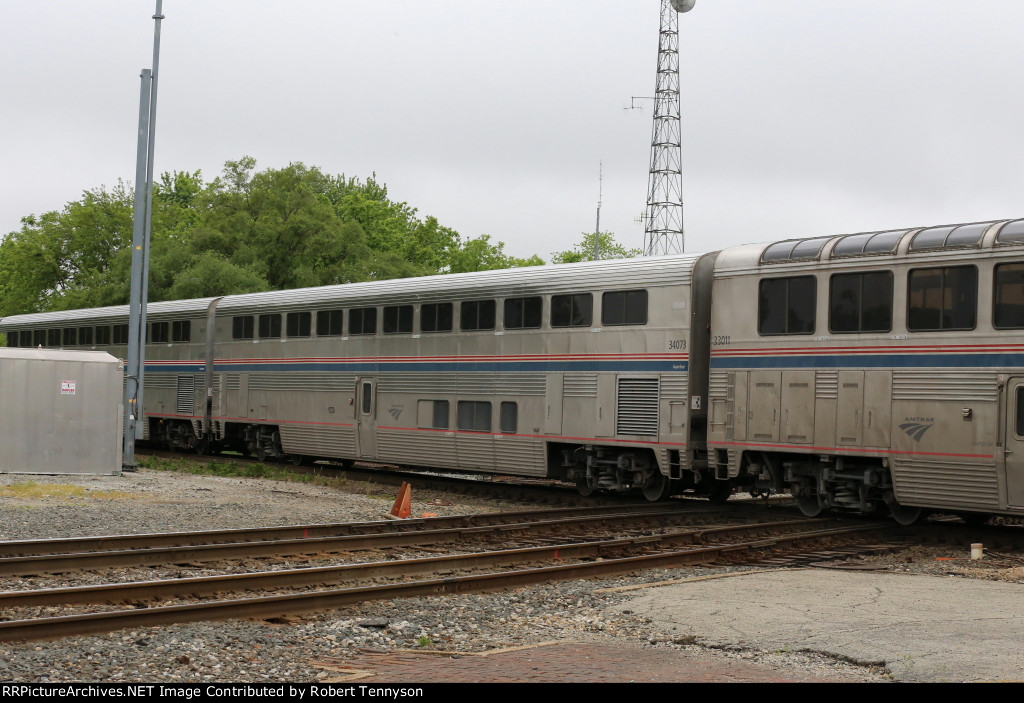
<box><xmin>0</xmin><ymin>254</ymin><xmax>707</xmax><ymax>327</ymax></box>
<box><xmin>716</xmin><ymin>217</ymin><xmax>1024</xmax><ymax>271</ymax></box>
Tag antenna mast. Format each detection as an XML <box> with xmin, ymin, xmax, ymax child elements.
<box><xmin>643</xmin><ymin>0</ymin><xmax>692</xmax><ymax>256</ymax></box>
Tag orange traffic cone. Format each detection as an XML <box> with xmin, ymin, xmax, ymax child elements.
<box><xmin>390</xmin><ymin>482</ymin><xmax>411</xmax><ymax>519</ymax></box>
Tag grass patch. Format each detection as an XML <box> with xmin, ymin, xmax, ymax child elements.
<box><xmin>0</xmin><ymin>482</ymin><xmax>141</xmax><ymax>501</ymax></box>
<box><xmin>138</xmin><ymin>455</ymin><xmax>352</xmax><ymax>491</ymax></box>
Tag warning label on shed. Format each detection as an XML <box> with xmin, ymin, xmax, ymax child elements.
<box><xmin>60</xmin><ymin>380</ymin><xmax>76</xmax><ymax>396</ymax></box>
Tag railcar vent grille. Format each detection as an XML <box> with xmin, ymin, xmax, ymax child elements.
<box><xmin>660</xmin><ymin>374</ymin><xmax>688</xmax><ymax>401</ymax></box>
<box><xmin>564</xmin><ymin>374</ymin><xmax>598</xmax><ymax>397</ymax></box>
<box><xmin>892</xmin><ymin>372</ymin><xmax>998</xmax><ymax>402</ymax></box>
<box><xmin>224</xmin><ymin>374</ymin><xmax>241</xmax><ymax>391</ymax></box>
<box><xmin>249</xmin><ymin>373</ymin><xmax>352</xmax><ymax>392</ymax></box>
<box><xmin>616</xmin><ymin>377</ymin><xmax>659</xmax><ymax>436</ymax></box>
<box><xmin>494</xmin><ymin>374</ymin><xmax>545</xmax><ymax>396</ymax></box>
<box><xmin>176</xmin><ymin>376</ymin><xmax>195</xmax><ymax>415</ymax></box>
<box><xmin>708</xmin><ymin>371</ymin><xmax>729</xmax><ymax>399</ymax></box>
<box><xmin>815</xmin><ymin>371</ymin><xmax>838</xmax><ymax>399</ymax></box>
<box><xmin>145</xmin><ymin>374</ymin><xmax>176</xmax><ymax>389</ymax></box>
<box><xmin>379</xmin><ymin>373</ymin><xmax>458</xmax><ymax>394</ymax></box>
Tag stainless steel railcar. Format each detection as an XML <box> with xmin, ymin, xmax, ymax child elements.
<box><xmin>706</xmin><ymin>218</ymin><xmax>1024</xmax><ymax>523</ymax></box>
<box><xmin>1</xmin><ymin>255</ymin><xmax>719</xmax><ymax>501</ymax></box>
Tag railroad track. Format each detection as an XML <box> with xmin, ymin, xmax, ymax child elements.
<box><xmin>0</xmin><ymin>511</ymin><xmax>900</xmax><ymax>643</ymax></box>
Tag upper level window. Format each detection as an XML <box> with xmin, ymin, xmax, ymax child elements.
<box><xmin>349</xmin><ymin>307</ymin><xmax>377</xmax><ymax>336</ymax></box>
<box><xmin>994</xmin><ymin>263</ymin><xmax>1024</xmax><ymax>329</ymax></box>
<box><xmin>317</xmin><ymin>310</ymin><xmax>343</xmax><ymax>337</ymax></box>
<box><xmin>551</xmin><ymin>293</ymin><xmax>593</xmax><ymax>328</ymax></box>
<box><xmin>421</xmin><ymin>303</ymin><xmax>453</xmax><ymax>333</ymax></box>
<box><xmin>258</xmin><ymin>314</ymin><xmax>281</xmax><ymax>339</ymax></box>
<box><xmin>95</xmin><ymin>326</ymin><xmax>111</xmax><ymax>346</ymax></box>
<box><xmin>47</xmin><ymin>329</ymin><xmax>61</xmax><ymax>347</ymax></box>
<box><xmin>33</xmin><ymin>330</ymin><xmax>46</xmax><ymax>347</ymax></box>
<box><xmin>19</xmin><ymin>331</ymin><xmax>32</xmax><ymax>347</ymax></box>
<box><xmin>758</xmin><ymin>276</ymin><xmax>816</xmax><ymax>335</ymax></box>
<box><xmin>504</xmin><ymin>297</ymin><xmax>542</xmax><ymax>330</ymax></box>
<box><xmin>602</xmin><ymin>290</ymin><xmax>648</xmax><ymax>326</ymax></box>
<box><xmin>829</xmin><ymin>272</ymin><xmax>893</xmax><ymax>334</ymax></box>
<box><xmin>285</xmin><ymin>312</ymin><xmax>311</xmax><ymax>338</ymax></box>
<box><xmin>383</xmin><ymin>305</ymin><xmax>413</xmax><ymax>334</ymax></box>
<box><xmin>232</xmin><ymin>315</ymin><xmax>254</xmax><ymax>340</ymax></box>
<box><xmin>62</xmin><ymin>328</ymin><xmax>77</xmax><ymax>346</ymax></box>
<box><xmin>79</xmin><ymin>327</ymin><xmax>94</xmax><ymax>346</ymax></box>
<box><xmin>460</xmin><ymin>300</ymin><xmax>496</xmax><ymax>331</ymax></box>
<box><xmin>151</xmin><ymin>322</ymin><xmax>169</xmax><ymax>343</ymax></box>
<box><xmin>907</xmin><ymin>265</ymin><xmax>977</xmax><ymax>331</ymax></box>
<box><xmin>172</xmin><ymin>320</ymin><xmax>191</xmax><ymax>343</ymax></box>
<box><xmin>6</xmin><ymin>333</ymin><xmax>18</xmax><ymax>348</ymax></box>
<box><xmin>113</xmin><ymin>324</ymin><xmax>128</xmax><ymax>345</ymax></box>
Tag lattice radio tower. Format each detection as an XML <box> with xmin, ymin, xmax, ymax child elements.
<box><xmin>642</xmin><ymin>0</ymin><xmax>693</xmax><ymax>256</ymax></box>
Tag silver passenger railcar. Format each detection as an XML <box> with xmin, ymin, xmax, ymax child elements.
<box><xmin>706</xmin><ymin>218</ymin><xmax>1024</xmax><ymax>523</ymax></box>
<box><xmin>1</xmin><ymin>255</ymin><xmax>719</xmax><ymax>501</ymax></box>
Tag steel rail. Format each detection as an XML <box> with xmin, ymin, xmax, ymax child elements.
<box><xmin>0</xmin><ymin>522</ymin><xmax>892</xmax><ymax>642</ymax></box>
<box><xmin>0</xmin><ymin>518</ymin><xmax>838</xmax><ymax>608</ymax></box>
<box><xmin>0</xmin><ymin>503</ymin><xmax>706</xmax><ymax>558</ymax></box>
<box><xmin>0</xmin><ymin>506</ymin><xmax>763</xmax><ymax>576</ymax></box>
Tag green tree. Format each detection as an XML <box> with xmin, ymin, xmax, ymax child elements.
<box><xmin>550</xmin><ymin>231</ymin><xmax>641</xmax><ymax>264</ymax></box>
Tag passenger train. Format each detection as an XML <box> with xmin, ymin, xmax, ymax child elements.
<box><xmin>5</xmin><ymin>216</ymin><xmax>1024</xmax><ymax>524</ymax></box>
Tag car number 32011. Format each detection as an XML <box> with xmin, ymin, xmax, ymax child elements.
<box><xmin>668</xmin><ymin>339</ymin><xmax>687</xmax><ymax>350</ymax></box>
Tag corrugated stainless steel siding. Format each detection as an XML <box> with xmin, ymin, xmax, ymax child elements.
<box><xmin>278</xmin><ymin>424</ymin><xmax>356</xmax><ymax>457</ymax></box>
<box><xmin>890</xmin><ymin>458</ymin><xmax>999</xmax><ymax>510</ymax></box>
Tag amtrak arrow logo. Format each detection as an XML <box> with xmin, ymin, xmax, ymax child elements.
<box><xmin>899</xmin><ymin>421</ymin><xmax>934</xmax><ymax>442</ymax></box>
<box><xmin>388</xmin><ymin>406</ymin><xmax>403</xmax><ymax>421</ymax></box>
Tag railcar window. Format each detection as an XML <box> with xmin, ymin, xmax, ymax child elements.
<box><xmin>911</xmin><ymin>222</ymin><xmax>992</xmax><ymax>251</ymax></box>
<box><xmin>994</xmin><ymin>263</ymin><xmax>1024</xmax><ymax>329</ymax></box>
<box><xmin>172</xmin><ymin>320</ymin><xmax>191</xmax><ymax>343</ymax></box>
<box><xmin>33</xmin><ymin>330</ymin><xmax>46</xmax><ymax>347</ymax></box>
<box><xmin>758</xmin><ymin>276</ymin><xmax>816</xmax><ymax>335</ymax></box>
<box><xmin>383</xmin><ymin>305</ymin><xmax>413</xmax><ymax>334</ymax></box>
<box><xmin>151</xmin><ymin>322</ymin><xmax>169</xmax><ymax>343</ymax></box>
<box><xmin>500</xmin><ymin>402</ymin><xmax>518</xmax><ymax>434</ymax></box>
<box><xmin>316</xmin><ymin>310</ymin><xmax>343</xmax><ymax>336</ymax></box>
<box><xmin>79</xmin><ymin>327</ymin><xmax>93</xmax><ymax>346</ymax></box>
<box><xmin>47</xmin><ymin>329</ymin><xmax>61</xmax><ymax>347</ymax></box>
<box><xmin>421</xmin><ymin>303</ymin><xmax>453</xmax><ymax>333</ymax></box>
<box><xmin>258</xmin><ymin>314</ymin><xmax>281</xmax><ymax>339</ymax></box>
<box><xmin>504</xmin><ymin>297</ymin><xmax>542</xmax><ymax>329</ymax></box>
<box><xmin>361</xmin><ymin>382</ymin><xmax>372</xmax><ymax>414</ymax></box>
<box><xmin>349</xmin><ymin>307</ymin><xmax>377</xmax><ymax>336</ymax></box>
<box><xmin>551</xmin><ymin>293</ymin><xmax>593</xmax><ymax>328</ymax></box>
<box><xmin>460</xmin><ymin>300</ymin><xmax>496</xmax><ymax>331</ymax></box>
<box><xmin>20</xmin><ymin>331</ymin><xmax>32</xmax><ymax>347</ymax></box>
<box><xmin>417</xmin><ymin>400</ymin><xmax>450</xmax><ymax>429</ymax></box>
<box><xmin>5</xmin><ymin>333</ymin><xmax>16</xmax><ymax>348</ymax></box>
<box><xmin>62</xmin><ymin>328</ymin><xmax>77</xmax><ymax>346</ymax></box>
<box><xmin>832</xmin><ymin>230</ymin><xmax>905</xmax><ymax>257</ymax></box>
<box><xmin>602</xmin><ymin>290</ymin><xmax>648</xmax><ymax>326</ymax></box>
<box><xmin>95</xmin><ymin>326</ymin><xmax>110</xmax><ymax>346</ymax></box>
<box><xmin>113</xmin><ymin>325</ymin><xmax>129</xmax><ymax>345</ymax></box>
<box><xmin>457</xmin><ymin>401</ymin><xmax>491</xmax><ymax>432</ymax></box>
<box><xmin>285</xmin><ymin>312</ymin><xmax>311</xmax><ymax>338</ymax></box>
<box><xmin>761</xmin><ymin>237</ymin><xmax>830</xmax><ymax>263</ymax></box>
<box><xmin>907</xmin><ymin>266</ymin><xmax>977</xmax><ymax>331</ymax></box>
<box><xmin>232</xmin><ymin>316</ymin><xmax>254</xmax><ymax>340</ymax></box>
<box><xmin>829</xmin><ymin>272</ymin><xmax>893</xmax><ymax>333</ymax></box>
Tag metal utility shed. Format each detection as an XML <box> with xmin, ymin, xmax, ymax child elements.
<box><xmin>0</xmin><ymin>348</ymin><xmax>122</xmax><ymax>475</ymax></box>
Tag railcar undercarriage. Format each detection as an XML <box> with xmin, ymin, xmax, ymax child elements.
<box><xmin>736</xmin><ymin>451</ymin><xmax>926</xmax><ymax>525</ymax></box>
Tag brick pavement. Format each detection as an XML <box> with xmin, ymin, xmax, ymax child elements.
<box><xmin>311</xmin><ymin>642</ymin><xmax>854</xmax><ymax>683</ymax></box>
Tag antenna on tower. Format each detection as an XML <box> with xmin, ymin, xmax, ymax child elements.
<box><xmin>642</xmin><ymin>0</ymin><xmax>692</xmax><ymax>256</ymax></box>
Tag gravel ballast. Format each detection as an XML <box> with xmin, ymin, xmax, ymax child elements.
<box><xmin>1</xmin><ymin>467</ymin><xmax>1008</xmax><ymax>683</ymax></box>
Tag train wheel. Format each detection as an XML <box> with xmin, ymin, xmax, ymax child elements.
<box><xmin>706</xmin><ymin>482</ymin><xmax>733</xmax><ymax>504</ymax></box>
<box><xmin>796</xmin><ymin>493</ymin><xmax>826</xmax><ymax>518</ymax></box>
<box><xmin>575</xmin><ymin>476</ymin><xmax>597</xmax><ymax>497</ymax></box>
<box><xmin>642</xmin><ymin>471</ymin><xmax>671</xmax><ymax>502</ymax></box>
<box><xmin>889</xmin><ymin>502</ymin><xmax>925</xmax><ymax>526</ymax></box>
<box><xmin>289</xmin><ymin>454</ymin><xmax>311</xmax><ymax>467</ymax></box>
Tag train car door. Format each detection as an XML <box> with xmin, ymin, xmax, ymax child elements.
<box><xmin>1003</xmin><ymin>378</ymin><xmax>1024</xmax><ymax>507</ymax></box>
<box><xmin>356</xmin><ymin>377</ymin><xmax>378</xmax><ymax>459</ymax></box>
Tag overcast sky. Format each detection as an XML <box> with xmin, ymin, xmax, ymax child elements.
<box><xmin>2</xmin><ymin>1</ymin><xmax>1023</xmax><ymax>261</ymax></box>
